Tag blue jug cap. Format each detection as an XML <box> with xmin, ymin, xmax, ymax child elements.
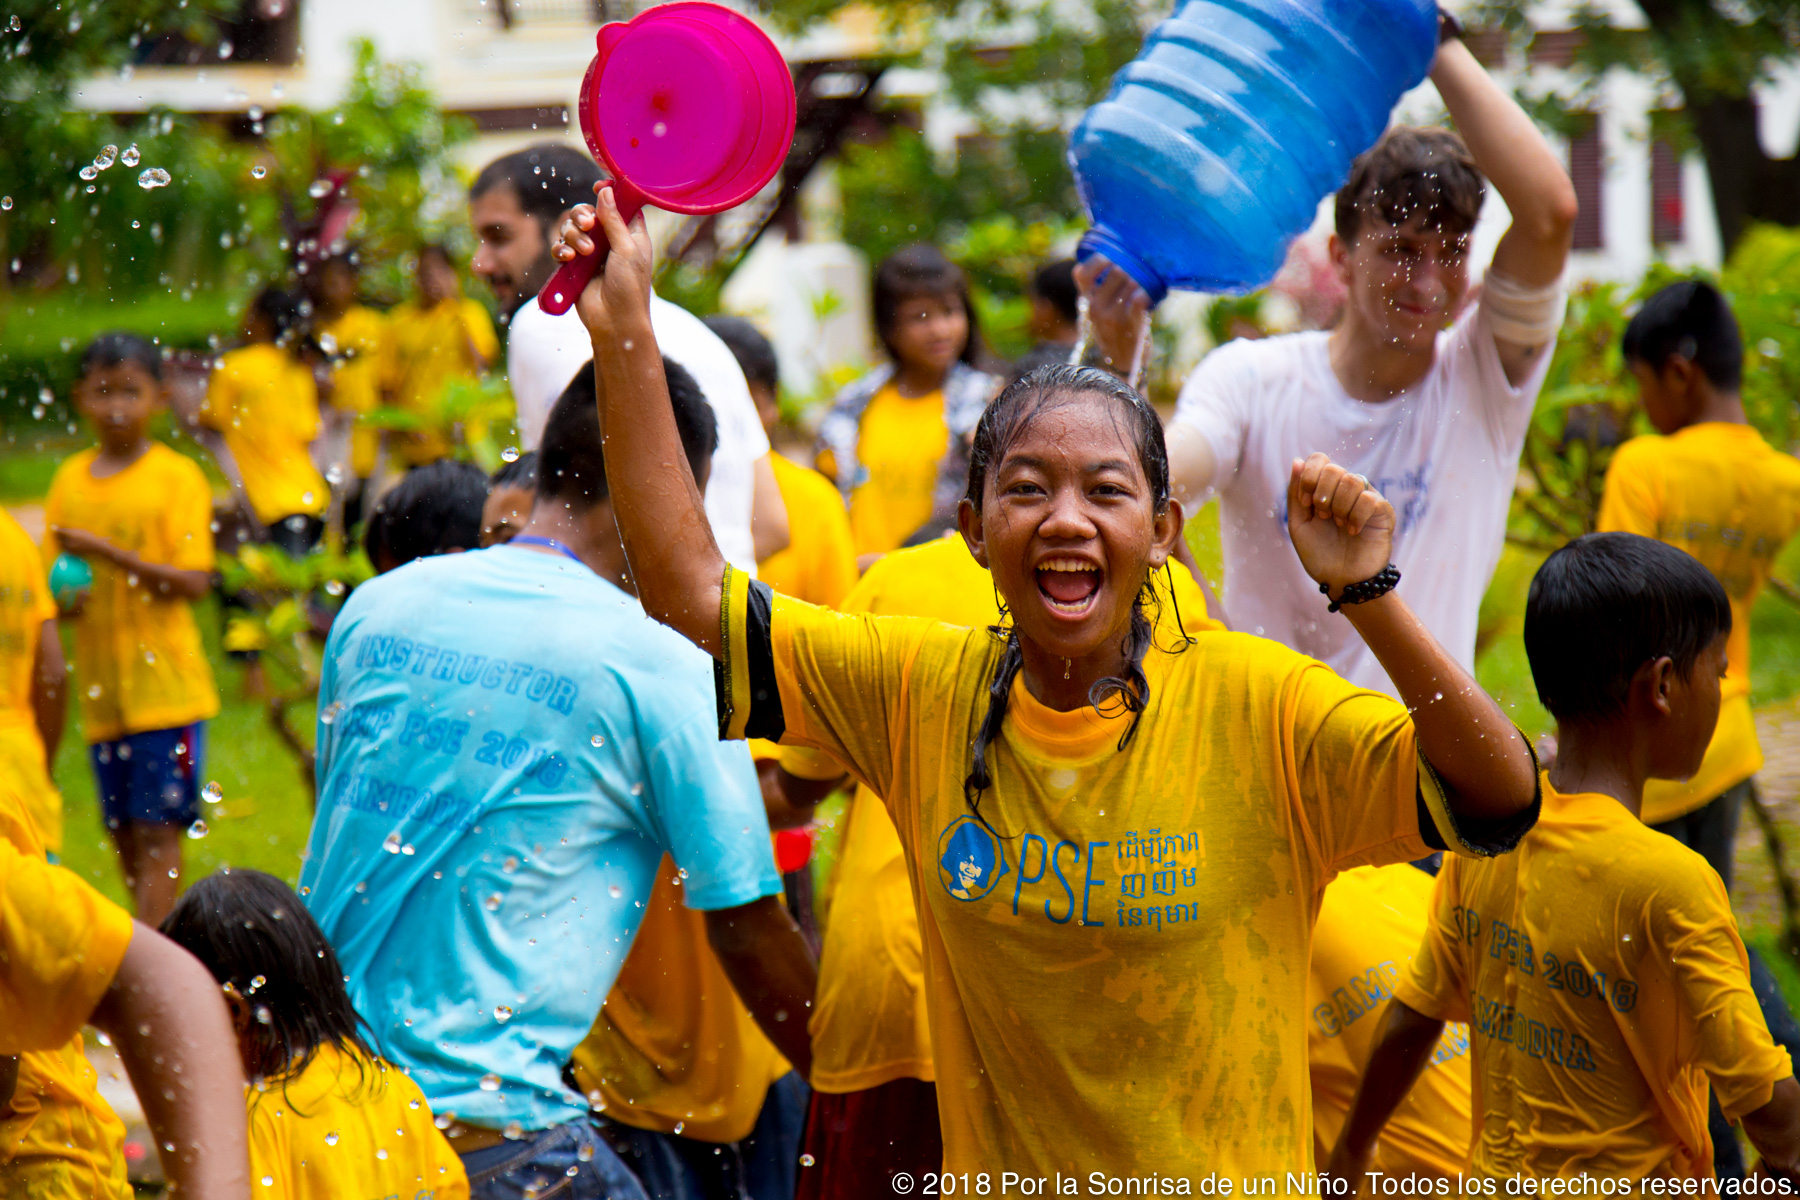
<box><xmin>1076</xmin><ymin>228</ymin><xmax>1169</xmax><ymax>307</ymax></box>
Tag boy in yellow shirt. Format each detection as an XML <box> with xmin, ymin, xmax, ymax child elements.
<box><xmin>1328</xmin><ymin>532</ymin><xmax>1800</xmax><ymax>1184</ymax></box>
<box><xmin>1598</xmin><ymin>280</ymin><xmax>1800</xmax><ymax>886</ymax></box>
<box><xmin>45</xmin><ymin>333</ymin><xmax>220</xmax><ymax>925</ymax></box>
<box><xmin>198</xmin><ymin>288</ymin><xmax>329</xmax><ymax>554</ymax></box>
<box><xmin>305</xmin><ymin>252</ymin><xmax>388</xmax><ymax>495</ymax></box>
<box><xmin>1</xmin><ymin>779</ymin><xmax>249</xmax><ymax>1197</ymax></box>
<box><xmin>0</xmin><ymin>510</ymin><xmax>64</xmax><ymax>855</ymax></box>
<box><xmin>383</xmin><ymin>244</ymin><xmax>499</xmax><ymax>468</ymax></box>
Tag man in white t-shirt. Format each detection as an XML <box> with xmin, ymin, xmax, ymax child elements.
<box><xmin>467</xmin><ymin>143</ymin><xmax>787</xmax><ymax>572</ymax></box>
<box><xmin>1079</xmin><ymin>28</ymin><xmax>1577</xmax><ymax>695</ymax></box>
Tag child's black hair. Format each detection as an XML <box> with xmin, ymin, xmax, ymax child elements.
<box><xmin>160</xmin><ymin>868</ymin><xmax>379</xmax><ymax>1086</ymax></box>
<box><xmin>1621</xmin><ymin>279</ymin><xmax>1744</xmax><ymax>393</ymax></box>
<box><xmin>703</xmin><ymin>314</ymin><xmax>780</xmax><ymax>393</ymax></box>
<box><xmin>1032</xmin><ymin>259</ymin><xmax>1079</xmax><ymax>329</ymax></box>
<box><xmin>960</xmin><ymin>363</ymin><xmax>1173</xmax><ymax>820</ymax></box>
<box><xmin>539</xmin><ymin>357</ymin><xmax>717</xmax><ymax>510</ymax></box>
<box><xmin>490</xmin><ymin>449</ymin><xmax>538</xmax><ymax>491</ymax></box>
<box><xmin>872</xmin><ymin>243</ymin><xmax>983</xmax><ymax>369</ymax></box>
<box><xmin>1524</xmin><ymin>531</ymin><xmax>1731</xmax><ymax>723</ymax></box>
<box><xmin>81</xmin><ymin>331</ymin><xmax>163</xmax><ymax>383</ymax></box>
<box><xmin>364</xmin><ymin>460</ymin><xmax>490</xmax><ymax>573</ymax></box>
<box><xmin>250</xmin><ymin>287</ymin><xmax>307</xmax><ymax>345</ymax></box>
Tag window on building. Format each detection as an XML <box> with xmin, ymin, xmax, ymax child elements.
<box><xmin>1650</xmin><ymin>137</ymin><xmax>1684</xmax><ymax>246</ymax></box>
<box><xmin>1568</xmin><ymin>118</ymin><xmax>1604</xmax><ymax>252</ymax></box>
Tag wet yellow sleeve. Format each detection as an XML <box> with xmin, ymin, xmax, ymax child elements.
<box><xmin>1394</xmin><ymin>863</ymin><xmax>1473</xmax><ymax>1024</ymax></box>
<box><xmin>0</xmin><ymin>839</ymin><xmax>135</xmax><ymax>1054</ymax></box>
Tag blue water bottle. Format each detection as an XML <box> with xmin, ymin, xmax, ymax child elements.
<box><xmin>1069</xmin><ymin>0</ymin><xmax>1439</xmax><ymax>301</ymax></box>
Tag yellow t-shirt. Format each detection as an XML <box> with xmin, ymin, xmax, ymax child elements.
<box><xmin>759</xmin><ymin>453</ymin><xmax>858</xmax><ymax>609</ymax></box>
<box><xmin>383</xmin><ymin>297</ymin><xmax>500</xmax><ymax>468</ymax></box>
<box><xmin>0</xmin><ymin>511</ymin><xmax>61</xmax><ymax>853</ymax></box>
<box><xmin>570</xmin><ymin>856</ymin><xmax>790</xmax><ymax>1144</ymax></box>
<box><xmin>1398</xmin><ymin>778</ymin><xmax>1792</xmax><ymax>1181</ymax></box>
<box><xmin>202</xmin><ymin>343</ymin><xmax>327</xmax><ymax>525</ymax></box>
<box><xmin>42</xmin><ymin>446</ymin><xmax>220</xmax><ymax>743</ymax></box>
<box><xmin>803</xmin><ymin>535</ymin><xmax>1226</xmax><ymax>1094</ymax></box>
<box><xmin>847</xmin><ymin>384</ymin><xmax>950</xmax><ymax>556</ymax></box>
<box><xmin>1308</xmin><ymin>863</ymin><xmax>1472</xmax><ymax>1179</ymax></box>
<box><xmin>319</xmin><ymin>305</ymin><xmax>389</xmax><ymax>479</ymax></box>
<box><xmin>0</xmin><ymin>784</ymin><xmax>132</xmax><ymax>1200</ymax></box>
<box><xmin>721</xmin><ymin>567</ymin><xmax>1473</xmax><ymax>1178</ymax></box>
<box><xmin>247</xmin><ymin>1043</ymin><xmax>468</xmax><ymax>1200</ymax></box>
<box><xmin>1598</xmin><ymin>423</ymin><xmax>1800</xmax><ymax>822</ymax></box>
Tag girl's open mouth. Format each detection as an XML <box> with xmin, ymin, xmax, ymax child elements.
<box><xmin>1036</xmin><ymin>557</ymin><xmax>1102</xmax><ymax>615</ymax></box>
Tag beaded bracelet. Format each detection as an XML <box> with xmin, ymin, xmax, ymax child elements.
<box><xmin>1321</xmin><ymin>563</ymin><xmax>1401</xmax><ymax>613</ymax></box>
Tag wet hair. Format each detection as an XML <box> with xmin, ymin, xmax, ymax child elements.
<box><xmin>704</xmin><ymin>314</ymin><xmax>779</xmax><ymax>393</ymax></box>
<box><xmin>872</xmin><ymin>243</ymin><xmax>982</xmax><ymax>368</ymax></box>
<box><xmin>250</xmin><ymin>287</ymin><xmax>307</xmax><ymax>345</ymax></box>
<box><xmin>363</xmin><ymin>460</ymin><xmax>489</xmax><ymax>573</ymax></box>
<box><xmin>960</xmin><ymin>364</ymin><xmax>1173</xmax><ymax>820</ymax></box>
<box><xmin>1621</xmin><ymin>279</ymin><xmax>1744</xmax><ymax>393</ymax></box>
<box><xmin>1524</xmin><ymin>532</ymin><xmax>1730</xmax><ymax>723</ymax></box>
<box><xmin>80</xmin><ymin>331</ymin><xmax>163</xmax><ymax>383</ymax></box>
<box><xmin>470</xmin><ymin>143</ymin><xmax>606</xmax><ymax>236</ymax></box>
<box><xmin>1032</xmin><ymin>259</ymin><xmax>1079</xmax><ymax>328</ymax></box>
<box><xmin>1334</xmin><ymin>126</ymin><xmax>1486</xmax><ymax>244</ymax></box>
<box><xmin>490</xmin><ymin>449</ymin><xmax>538</xmax><ymax>491</ymax></box>
<box><xmin>161</xmin><ymin>869</ymin><xmax>378</xmax><ymax>1086</ymax></box>
<box><xmin>538</xmin><ymin>357</ymin><xmax>717</xmax><ymax>510</ymax></box>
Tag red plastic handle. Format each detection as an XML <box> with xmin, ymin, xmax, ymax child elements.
<box><xmin>536</xmin><ymin>180</ymin><xmax>648</xmax><ymax>316</ymax></box>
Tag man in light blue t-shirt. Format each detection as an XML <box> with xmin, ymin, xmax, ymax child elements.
<box><xmin>302</xmin><ymin>361</ymin><xmax>816</xmax><ymax>1200</ymax></box>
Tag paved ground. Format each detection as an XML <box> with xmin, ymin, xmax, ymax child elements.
<box><xmin>1734</xmin><ymin>700</ymin><xmax>1800</xmax><ymax>939</ymax></box>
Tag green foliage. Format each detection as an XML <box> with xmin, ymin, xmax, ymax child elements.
<box><xmin>1723</xmin><ymin>225</ymin><xmax>1800</xmax><ymax>452</ymax></box>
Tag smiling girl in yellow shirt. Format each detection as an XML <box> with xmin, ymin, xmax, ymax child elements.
<box><xmin>551</xmin><ymin>194</ymin><xmax>1541</xmax><ymax>1184</ymax></box>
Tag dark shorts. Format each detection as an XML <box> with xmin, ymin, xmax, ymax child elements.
<box><xmin>462</xmin><ymin>1118</ymin><xmax>649</xmax><ymax>1200</ymax></box>
<box><xmin>91</xmin><ymin>723</ymin><xmax>205</xmax><ymax>828</ymax></box>
<box><xmin>601</xmin><ymin>1071</ymin><xmax>809</xmax><ymax>1200</ymax></box>
<box><xmin>796</xmin><ymin>1077</ymin><xmax>942</xmax><ymax>1200</ymax></box>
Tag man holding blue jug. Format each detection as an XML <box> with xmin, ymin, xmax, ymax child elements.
<box><xmin>1083</xmin><ymin>17</ymin><xmax>1576</xmax><ymax>700</ymax></box>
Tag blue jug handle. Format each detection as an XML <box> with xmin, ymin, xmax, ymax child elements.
<box><xmin>1076</xmin><ymin>228</ymin><xmax>1169</xmax><ymax>307</ymax></box>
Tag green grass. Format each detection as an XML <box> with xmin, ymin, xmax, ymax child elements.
<box><xmin>51</xmin><ymin>595</ymin><xmax>318</xmax><ymax>907</ymax></box>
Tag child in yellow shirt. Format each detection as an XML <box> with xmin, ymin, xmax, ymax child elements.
<box><xmin>199</xmin><ymin>288</ymin><xmax>329</xmax><ymax>554</ymax></box>
<box><xmin>383</xmin><ymin>244</ymin><xmax>499</xmax><ymax>468</ymax></box>
<box><xmin>306</xmin><ymin>252</ymin><xmax>389</xmax><ymax>493</ymax></box>
<box><xmin>161</xmin><ymin>868</ymin><xmax>468</xmax><ymax>1200</ymax></box>
<box><xmin>44</xmin><ymin>333</ymin><xmax>219</xmax><ymax>926</ymax></box>
<box><xmin>1598</xmin><ymin>280</ymin><xmax>1800</xmax><ymax>884</ymax></box>
<box><xmin>0</xmin><ymin>510</ymin><xmax>64</xmax><ymax>856</ymax></box>
<box><xmin>1328</xmin><ymin>533</ymin><xmax>1800</xmax><ymax>1183</ymax></box>
<box><xmin>1</xmin><ymin>782</ymin><xmax>249</xmax><ymax>1196</ymax></box>
<box><xmin>816</xmin><ymin>245</ymin><xmax>999</xmax><ymax>557</ymax></box>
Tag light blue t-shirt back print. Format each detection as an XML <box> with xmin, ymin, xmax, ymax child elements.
<box><xmin>299</xmin><ymin>545</ymin><xmax>780</xmax><ymax>1132</ymax></box>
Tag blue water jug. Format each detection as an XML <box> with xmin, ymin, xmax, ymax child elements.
<box><xmin>1069</xmin><ymin>0</ymin><xmax>1439</xmax><ymax>301</ymax></box>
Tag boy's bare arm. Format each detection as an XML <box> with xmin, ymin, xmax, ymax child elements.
<box><xmin>50</xmin><ymin>527</ymin><xmax>211</xmax><ymax>601</ymax></box>
<box><xmin>704</xmin><ymin>896</ymin><xmax>818</xmax><ymax>1081</ymax></box>
<box><xmin>1324</xmin><ymin>998</ymin><xmax>1447</xmax><ymax>1193</ymax></box>
<box><xmin>90</xmin><ymin>924</ymin><xmax>251</xmax><ymax>1200</ymax></box>
<box><xmin>31</xmin><ymin>620</ymin><xmax>64</xmax><ymax>764</ymax></box>
<box><xmin>1741</xmin><ymin>1076</ymin><xmax>1800</xmax><ymax>1176</ymax></box>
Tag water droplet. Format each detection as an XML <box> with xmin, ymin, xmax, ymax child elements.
<box><xmin>630</xmin><ymin>782</ymin><xmax>644</xmax><ymax>796</ymax></box>
<box><xmin>1433</xmin><ymin>691</ymin><xmax>1444</xmax><ymax>702</ymax></box>
<box><xmin>652</xmin><ymin>121</ymin><xmax>668</xmax><ymax>138</ymax></box>
<box><xmin>578</xmin><ymin>1143</ymin><xmax>596</xmax><ymax>1162</ymax></box>
<box><xmin>435</xmin><ymin>1113</ymin><xmax>454</xmax><ymax>1130</ymax></box>
<box><xmin>325</xmin><ymin>464</ymin><xmax>345</xmax><ymax>486</ymax></box>
<box><xmin>494</xmin><ymin>1005</ymin><xmax>514</xmax><ymax>1023</ymax></box>
<box><xmin>324</xmin><ymin>1131</ymin><xmax>339</xmax><ymax>1146</ymax></box>
<box><xmin>800</xmin><ymin>1154</ymin><xmax>815</xmax><ymax>1167</ymax></box>
<box><xmin>137</xmin><ymin>168</ymin><xmax>171</xmax><ymax>189</ymax></box>
<box><xmin>320</xmin><ymin>701</ymin><xmax>343</xmax><ymax>725</ymax></box>
<box><xmin>607</xmin><ymin>884</ymin><xmax>623</xmax><ymax>899</ymax></box>
<box><xmin>503</xmin><ymin>1121</ymin><xmax>525</xmax><ymax>1141</ymax></box>
<box><xmin>375</xmin><ymin>1148</ymin><xmax>388</xmax><ymax>1160</ymax></box>
<box><xmin>94</xmin><ymin>145</ymin><xmax>118</xmax><ymax>169</ymax></box>
<box><xmin>186</xmin><ymin>819</ymin><xmax>209</xmax><ymax>839</ymax></box>
<box><xmin>382</xmin><ymin>832</ymin><xmax>402</xmax><ymax>854</ymax></box>
<box><xmin>590</xmin><ymin>734</ymin><xmax>604</xmax><ymax>748</ymax></box>
<box><xmin>484</xmin><ymin>894</ymin><xmax>502</xmax><ymax>911</ymax></box>
<box><xmin>567</xmin><ymin>1165</ymin><xmax>581</xmax><ymax>1178</ymax></box>
<box><xmin>308</xmin><ymin>178</ymin><xmax>332</xmax><ymax>198</ymax></box>
<box><xmin>262</xmin><ymin>1176</ymin><xmax>274</xmax><ymax>1187</ymax></box>
<box><xmin>249</xmin><ymin>164</ymin><xmax>268</xmax><ymax>180</ymax></box>
<box><xmin>122</xmin><ymin>144</ymin><xmax>140</xmax><ymax>167</ymax></box>
<box><xmin>324</xmin><ymin>579</ymin><xmax>345</xmax><ymax>596</ymax></box>
<box><xmin>479</xmin><ymin>1073</ymin><xmax>502</xmax><ymax>1092</ymax></box>
<box><xmin>673</xmin><ymin>1121</ymin><xmax>684</xmax><ymax>1134</ymax></box>
<box><xmin>79</xmin><ymin>164</ymin><xmax>99</xmax><ymax>181</ymax></box>
<box><xmin>409</xmin><ymin>1098</ymin><xmax>420</xmax><ymax>1110</ymax></box>
<box><xmin>502</xmin><ymin>856</ymin><xmax>520</xmax><ymax>873</ymax></box>
<box><xmin>0</xmin><ymin>197</ymin><xmax>10</xmax><ymax>211</ymax></box>
<box><xmin>202</xmin><ymin>781</ymin><xmax>224</xmax><ymax>804</ymax></box>
<box><xmin>250</xmin><ymin>974</ymin><xmax>267</xmax><ymax>990</ymax></box>
<box><xmin>401</xmin><ymin>843</ymin><xmax>416</xmax><ymax>856</ymax></box>
<box><xmin>95</xmin><ymin>1030</ymin><xmax>114</xmax><ymax>1047</ymax></box>
<box><xmin>501</xmin><ymin>446</ymin><xmax>521</xmax><ymax>463</ymax></box>
<box><xmin>254</xmin><ymin>1005</ymin><xmax>272</xmax><ymax>1025</ymax></box>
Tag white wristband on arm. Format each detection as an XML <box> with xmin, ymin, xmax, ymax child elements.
<box><xmin>1480</xmin><ymin>270</ymin><xmax>1568</xmax><ymax>347</ymax></box>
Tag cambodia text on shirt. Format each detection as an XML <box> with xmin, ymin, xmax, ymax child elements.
<box><xmin>1398</xmin><ymin>777</ymin><xmax>1791</xmax><ymax>1180</ymax></box>
<box><xmin>300</xmin><ymin>545</ymin><xmax>780</xmax><ymax>1132</ymax></box>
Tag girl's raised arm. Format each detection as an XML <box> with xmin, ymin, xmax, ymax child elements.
<box><xmin>558</xmin><ymin>185</ymin><xmax>727</xmax><ymax>657</ymax></box>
